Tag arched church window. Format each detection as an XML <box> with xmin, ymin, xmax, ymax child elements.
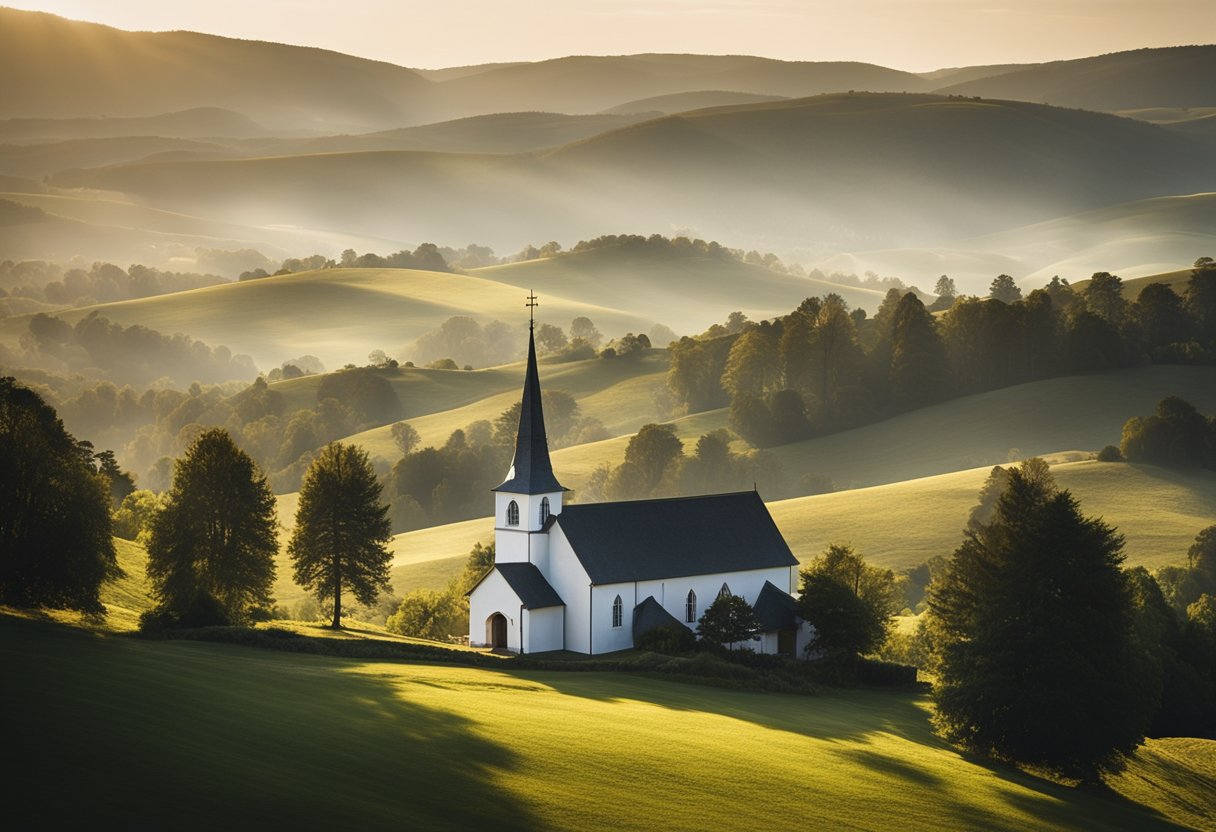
<box><xmin>506</xmin><ymin>500</ymin><xmax>519</xmax><ymax>527</ymax></box>
<box><xmin>685</xmin><ymin>590</ymin><xmax>697</xmax><ymax>623</ymax></box>
<box><xmin>718</xmin><ymin>583</ymin><xmax>731</xmax><ymax>600</ymax></box>
<box><xmin>539</xmin><ymin>496</ymin><xmax>550</xmax><ymax>524</ymax></box>
<box><xmin>611</xmin><ymin>595</ymin><xmax>623</xmax><ymax>628</ymax></box>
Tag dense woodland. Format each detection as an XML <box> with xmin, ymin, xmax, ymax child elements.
<box><xmin>666</xmin><ymin>263</ymin><xmax>1216</xmax><ymax>449</ymax></box>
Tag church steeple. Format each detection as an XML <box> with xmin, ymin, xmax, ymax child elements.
<box><xmin>494</xmin><ymin>294</ymin><xmax>565</xmax><ymax>495</ymax></box>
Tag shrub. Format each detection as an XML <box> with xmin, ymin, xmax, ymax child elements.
<box><xmin>1097</xmin><ymin>444</ymin><xmax>1123</xmax><ymax>462</ymax></box>
<box><xmin>635</xmin><ymin>624</ymin><xmax>696</xmax><ymax>654</ymax></box>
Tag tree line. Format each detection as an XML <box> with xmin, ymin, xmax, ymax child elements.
<box><xmin>666</xmin><ymin>263</ymin><xmax>1216</xmax><ymax>449</ymax></box>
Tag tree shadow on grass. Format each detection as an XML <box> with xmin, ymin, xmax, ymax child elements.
<box><xmin>515</xmin><ymin>667</ymin><xmax>1190</xmax><ymax>831</ymax></box>
<box><xmin>3</xmin><ymin>613</ymin><xmax>542</xmax><ymax>830</ymax></box>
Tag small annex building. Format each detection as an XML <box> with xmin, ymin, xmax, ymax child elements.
<box><xmin>468</xmin><ymin>315</ymin><xmax>813</xmax><ymax>656</ymax></box>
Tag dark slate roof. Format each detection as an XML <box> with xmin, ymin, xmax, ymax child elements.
<box><xmin>632</xmin><ymin>596</ymin><xmax>687</xmax><ymax>640</ymax></box>
<box><xmin>493</xmin><ymin>562</ymin><xmax>565</xmax><ymax>609</ymax></box>
<box><xmin>553</xmin><ymin>491</ymin><xmax>798</xmax><ymax>585</ymax></box>
<box><xmin>752</xmin><ymin>580</ymin><xmax>798</xmax><ymax>632</ymax></box>
<box><xmin>494</xmin><ymin>326</ymin><xmax>566</xmax><ymax>495</ymax></box>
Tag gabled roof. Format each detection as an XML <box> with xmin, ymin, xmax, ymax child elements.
<box><xmin>553</xmin><ymin>491</ymin><xmax>798</xmax><ymax>585</ymax></box>
<box><xmin>632</xmin><ymin>596</ymin><xmax>687</xmax><ymax>640</ymax></box>
<box><xmin>489</xmin><ymin>562</ymin><xmax>565</xmax><ymax>609</ymax></box>
<box><xmin>493</xmin><ymin>325</ymin><xmax>566</xmax><ymax>495</ymax></box>
<box><xmin>752</xmin><ymin>580</ymin><xmax>799</xmax><ymax>632</ymax></box>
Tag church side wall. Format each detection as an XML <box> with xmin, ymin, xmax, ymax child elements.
<box><xmin>547</xmin><ymin>524</ymin><xmax>592</xmax><ymax>654</ymax></box>
<box><xmin>591</xmin><ymin>582</ymin><xmax>638</xmax><ymax>655</ymax></box>
<box><xmin>524</xmin><ymin>607</ymin><xmax>565</xmax><ymax>654</ymax></box>
<box><xmin>468</xmin><ymin>570</ymin><xmax>523</xmax><ymax>653</ymax></box>
<box><xmin>634</xmin><ymin>566</ymin><xmax>794</xmax><ymax>638</ymax></box>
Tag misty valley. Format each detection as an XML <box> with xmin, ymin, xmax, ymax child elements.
<box><xmin>2</xmin><ymin>6</ymin><xmax>1216</xmax><ymax>832</ymax></box>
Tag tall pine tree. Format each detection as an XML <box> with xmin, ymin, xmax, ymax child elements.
<box><xmin>289</xmin><ymin>442</ymin><xmax>392</xmax><ymax>628</ymax></box>
<box><xmin>927</xmin><ymin>462</ymin><xmax>1152</xmax><ymax>779</ymax></box>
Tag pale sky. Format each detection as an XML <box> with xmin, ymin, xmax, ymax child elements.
<box><xmin>8</xmin><ymin>0</ymin><xmax>1215</xmax><ymax>71</ymax></box>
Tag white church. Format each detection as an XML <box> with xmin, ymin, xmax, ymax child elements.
<box><xmin>468</xmin><ymin>311</ymin><xmax>813</xmax><ymax>657</ymax></box>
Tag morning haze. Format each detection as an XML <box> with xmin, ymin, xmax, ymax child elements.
<box><xmin>2</xmin><ymin>2</ymin><xmax>1216</xmax><ymax>830</ymax></box>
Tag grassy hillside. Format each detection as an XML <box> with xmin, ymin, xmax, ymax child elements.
<box><xmin>5</xmin><ymin>614</ymin><xmax>1210</xmax><ymax>830</ymax></box>
<box><xmin>341</xmin><ymin>350</ymin><xmax>670</xmax><ymax>459</ymax></box>
<box><xmin>769</xmin><ymin>460</ymin><xmax>1216</xmax><ymax>572</ymax></box>
<box><xmin>475</xmin><ymin>243</ymin><xmax>884</xmax><ymax>326</ymax></box>
<box><xmin>761</xmin><ymin>365</ymin><xmax>1216</xmax><ymax>492</ymax></box>
<box><xmin>365</xmin><ymin>455</ymin><xmax>1216</xmax><ymax>601</ymax></box>
<box><xmin>935</xmin><ymin>45</ymin><xmax>1216</xmax><ymax>112</ymax></box>
<box><xmin>0</xmin><ymin>267</ymin><xmax>650</xmax><ymax>371</ymax></box>
<box><xmin>536</xmin><ymin>365</ymin><xmax>1216</xmax><ymax>497</ymax></box>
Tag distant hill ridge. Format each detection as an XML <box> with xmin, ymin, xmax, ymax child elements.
<box><xmin>5</xmin><ymin>9</ymin><xmax>1213</xmax><ymax>131</ymax></box>
<box><xmin>47</xmin><ymin>93</ymin><xmax>1215</xmax><ymax>250</ymax></box>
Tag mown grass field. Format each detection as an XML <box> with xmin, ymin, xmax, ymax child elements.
<box><xmin>5</xmin><ymin>613</ymin><xmax>1212</xmax><ymax>831</ymax></box>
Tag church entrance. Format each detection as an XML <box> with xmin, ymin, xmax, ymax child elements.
<box><xmin>488</xmin><ymin>613</ymin><xmax>508</xmax><ymax>649</ymax></box>
<box><xmin>777</xmin><ymin>628</ymin><xmax>796</xmax><ymax>657</ymax></box>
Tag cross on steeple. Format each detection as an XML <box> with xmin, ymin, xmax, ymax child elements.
<box><xmin>526</xmin><ymin>290</ymin><xmax>538</xmax><ymax>329</ymax></box>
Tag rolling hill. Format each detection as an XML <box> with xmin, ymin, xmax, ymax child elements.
<box><xmin>0</xmin><ymin>8</ymin><xmax>435</xmax><ymax>130</ymax></box>
<box><xmin>936</xmin><ymin>46</ymin><xmax>1216</xmax><ymax>112</ymax></box>
<box><xmin>0</xmin><ymin>267</ymin><xmax>652</xmax><ymax>370</ymax></box>
<box><xmin>818</xmin><ymin>191</ymin><xmax>1216</xmax><ymax>292</ymax></box>
<box><xmin>0</xmin><ymin>107</ymin><xmax>266</xmax><ymax>143</ymax></box>
<box><xmin>381</xmin><ymin>455</ymin><xmax>1216</xmax><ymax>595</ymax></box>
<box><xmin>46</xmin><ymin>94</ymin><xmax>1216</xmax><ymax>253</ymax></box>
<box><xmin>601</xmin><ymin>90</ymin><xmax>787</xmax><ymax>115</ymax></box>
<box><xmin>418</xmin><ymin>53</ymin><xmax>936</xmax><ymax>119</ymax></box>
<box><xmin>8</xmin><ymin>614</ymin><xmax>1210</xmax><ymax>831</ymax></box>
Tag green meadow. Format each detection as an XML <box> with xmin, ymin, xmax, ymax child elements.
<box><xmin>3</xmin><ymin>613</ymin><xmax>1210</xmax><ymax>831</ymax></box>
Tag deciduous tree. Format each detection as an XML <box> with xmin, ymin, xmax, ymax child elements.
<box><xmin>145</xmin><ymin>428</ymin><xmax>277</xmax><ymax>623</ymax></box>
<box><xmin>0</xmin><ymin>378</ymin><xmax>120</xmax><ymax>613</ymax></box>
<box><xmin>290</xmin><ymin>442</ymin><xmax>393</xmax><ymax>628</ymax></box>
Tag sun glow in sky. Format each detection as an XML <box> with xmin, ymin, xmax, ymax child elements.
<box><xmin>7</xmin><ymin>0</ymin><xmax>1214</xmax><ymax>71</ymax></box>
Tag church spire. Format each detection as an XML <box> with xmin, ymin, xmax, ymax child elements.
<box><xmin>494</xmin><ymin>293</ymin><xmax>565</xmax><ymax>495</ymax></box>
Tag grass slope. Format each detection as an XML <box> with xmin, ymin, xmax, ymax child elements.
<box><xmin>0</xmin><ymin>267</ymin><xmax>649</xmax><ymax>370</ymax></box>
<box><xmin>474</xmin><ymin>242</ymin><xmax>886</xmax><ymax>326</ymax></box>
<box><xmin>6</xmin><ymin>614</ymin><xmax>1208</xmax><ymax>830</ymax></box>
<box><xmin>339</xmin><ymin>350</ymin><xmax>671</xmax><ymax>460</ymax></box>
<box><xmin>765</xmin><ymin>365</ymin><xmax>1216</xmax><ymax>492</ymax></box>
<box><xmin>769</xmin><ymin>460</ymin><xmax>1216</xmax><ymax>572</ymax></box>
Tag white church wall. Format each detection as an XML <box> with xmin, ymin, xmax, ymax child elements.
<box><xmin>524</xmin><ymin>607</ymin><xmax>565</xmax><ymax>654</ymax></box>
<box><xmin>547</xmin><ymin>524</ymin><xmax>592</xmax><ymax>653</ymax></box>
<box><xmin>635</xmin><ymin>566</ymin><xmax>794</xmax><ymax>635</ymax></box>
<box><xmin>591</xmin><ymin>582</ymin><xmax>637</xmax><ymax>654</ymax></box>
<box><xmin>468</xmin><ymin>570</ymin><xmax>523</xmax><ymax>653</ymax></box>
<box><xmin>494</xmin><ymin>492</ymin><xmax>561</xmax><ymax>565</ymax></box>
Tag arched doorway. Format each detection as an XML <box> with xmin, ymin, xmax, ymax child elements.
<box><xmin>487</xmin><ymin>613</ymin><xmax>508</xmax><ymax>649</ymax></box>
